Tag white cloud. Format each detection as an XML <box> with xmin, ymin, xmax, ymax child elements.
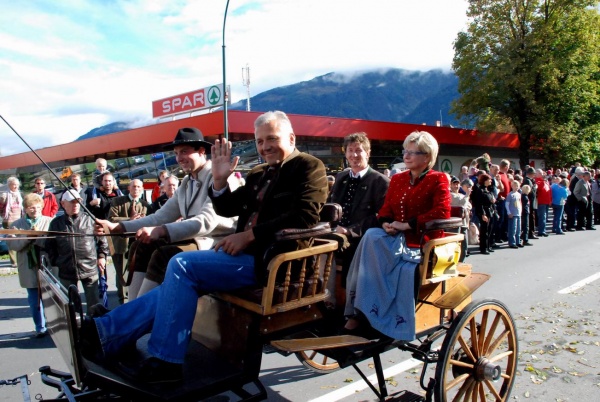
<box><xmin>0</xmin><ymin>0</ymin><xmax>468</xmax><ymax>157</ymax></box>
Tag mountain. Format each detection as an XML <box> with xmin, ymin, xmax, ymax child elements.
<box><xmin>77</xmin><ymin>122</ymin><xmax>131</xmax><ymax>140</ymax></box>
<box><xmin>76</xmin><ymin>68</ymin><xmax>461</xmax><ymax>140</ymax></box>
<box><xmin>230</xmin><ymin>68</ymin><xmax>461</xmax><ymax>126</ymax></box>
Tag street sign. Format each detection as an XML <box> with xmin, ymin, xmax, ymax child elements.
<box><xmin>152</xmin><ymin>84</ymin><xmax>224</xmax><ymax>118</ymax></box>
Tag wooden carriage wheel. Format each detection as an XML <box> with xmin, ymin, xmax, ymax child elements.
<box><xmin>434</xmin><ymin>299</ymin><xmax>518</xmax><ymax>402</ymax></box>
<box><xmin>295</xmin><ymin>350</ymin><xmax>340</xmax><ymax>374</ymax></box>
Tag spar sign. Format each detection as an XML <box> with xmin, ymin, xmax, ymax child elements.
<box><xmin>152</xmin><ymin>84</ymin><xmax>224</xmax><ymax>118</ymax></box>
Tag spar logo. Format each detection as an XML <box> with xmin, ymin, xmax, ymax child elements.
<box><xmin>152</xmin><ymin>84</ymin><xmax>224</xmax><ymax>118</ymax></box>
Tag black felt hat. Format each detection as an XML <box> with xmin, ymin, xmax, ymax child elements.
<box><xmin>163</xmin><ymin>127</ymin><xmax>212</xmax><ymax>153</ymax></box>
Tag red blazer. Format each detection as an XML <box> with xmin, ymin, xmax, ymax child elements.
<box><xmin>378</xmin><ymin>170</ymin><xmax>451</xmax><ymax>247</ymax></box>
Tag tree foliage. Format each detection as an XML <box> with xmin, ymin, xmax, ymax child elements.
<box><xmin>452</xmin><ymin>0</ymin><xmax>600</xmax><ymax>168</ymax></box>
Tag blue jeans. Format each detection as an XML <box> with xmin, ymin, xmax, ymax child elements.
<box><xmin>95</xmin><ymin>250</ymin><xmax>257</xmax><ymax>364</ymax></box>
<box><xmin>552</xmin><ymin>204</ymin><xmax>565</xmax><ymax>233</ymax></box>
<box><xmin>507</xmin><ymin>216</ymin><xmax>521</xmax><ymax>246</ymax></box>
<box><xmin>537</xmin><ymin>204</ymin><xmax>549</xmax><ymax>235</ymax></box>
<box><xmin>27</xmin><ymin>288</ymin><xmax>46</xmax><ymax>333</ymax></box>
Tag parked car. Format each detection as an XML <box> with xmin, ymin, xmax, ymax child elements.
<box><xmin>157</xmin><ymin>156</ymin><xmax>178</xmax><ymax>170</ymax></box>
<box><xmin>132</xmin><ymin>156</ymin><xmax>146</xmax><ymax>165</ymax></box>
<box><xmin>127</xmin><ymin>167</ymin><xmax>156</xmax><ymax>180</ymax></box>
<box><xmin>115</xmin><ymin>158</ymin><xmax>128</xmax><ymax>170</ymax></box>
<box><xmin>151</xmin><ymin>153</ymin><xmax>164</xmax><ymax>160</ymax></box>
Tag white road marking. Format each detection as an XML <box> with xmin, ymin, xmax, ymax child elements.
<box><xmin>558</xmin><ymin>271</ymin><xmax>600</xmax><ymax>294</ymax></box>
<box><xmin>308</xmin><ymin>357</ymin><xmax>422</xmax><ymax>402</ymax></box>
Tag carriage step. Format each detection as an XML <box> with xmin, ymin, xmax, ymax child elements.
<box><xmin>432</xmin><ymin>273</ymin><xmax>490</xmax><ymax>309</ymax></box>
<box><xmin>270</xmin><ymin>335</ymin><xmax>372</xmax><ymax>353</ymax></box>
<box><xmin>386</xmin><ymin>390</ymin><xmax>426</xmax><ymax>401</ymax></box>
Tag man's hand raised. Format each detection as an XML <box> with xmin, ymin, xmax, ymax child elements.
<box><xmin>211</xmin><ymin>138</ymin><xmax>240</xmax><ymax>191</ymax></box>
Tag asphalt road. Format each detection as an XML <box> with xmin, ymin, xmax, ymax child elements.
<box><xmin>1</xmin><ymin>226</ymin><xmax>599</xmax><ymax>401</ymax></box>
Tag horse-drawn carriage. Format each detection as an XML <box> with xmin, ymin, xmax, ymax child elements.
<box><xmin>27</xmin><ymin>206</ymin><xmax>517</xmax><ymax>402</ymax></box>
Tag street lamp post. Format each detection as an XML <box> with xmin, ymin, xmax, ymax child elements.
<box><xmin>222</xmin><ymin>0</ymin><xmax>231</xmax><ymax>141</ymax></box>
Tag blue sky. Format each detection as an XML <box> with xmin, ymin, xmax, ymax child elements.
<box><xmin>0</xmin><ymin>0</ymin><xmax>468</xmax><ymax>156</ymax></box>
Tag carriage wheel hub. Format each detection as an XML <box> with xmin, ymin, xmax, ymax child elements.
<box><xmin>475</xmin><ymin>358</ymin><xmax>501</xmax><ymax>382</ymax></box>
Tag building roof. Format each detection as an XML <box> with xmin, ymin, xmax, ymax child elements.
<box><xmin>0</xmin><ymin>110</ymin><xmax>519</xmax><ymax>172</ymax></box>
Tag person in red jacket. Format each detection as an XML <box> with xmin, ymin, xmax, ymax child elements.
<box><xmin>535</xmin><ymin>169</ymin><xmax>552</xmax><ymax>236</ymax></box>
<box><xmin>32</xmin><ymin>177</ymin><xmax>58</xmax><ymax>218</ymax></box>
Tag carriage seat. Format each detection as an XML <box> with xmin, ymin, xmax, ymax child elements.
<box><xmin>214</xmin><ymin>204</ymin><xmax>342</xmax><ymax>316</ymax></box>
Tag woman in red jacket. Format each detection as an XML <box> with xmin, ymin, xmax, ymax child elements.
<box><xmin>534</xmin><ymin>169</ymin><xmax>552</xmax><ymax>236</ymax></box>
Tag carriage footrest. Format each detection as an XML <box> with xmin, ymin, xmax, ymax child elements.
<box><xmin>270</xmin><ymin>335</ymin><xmax>372</xmax><ymax>353</ymax></box>
<box><xmin>431</xmin><ymin>273</ymin><xmax>490</xmax><ymax>309</ymax></box>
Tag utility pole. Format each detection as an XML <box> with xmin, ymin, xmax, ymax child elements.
<box><xmin>242</xmin><ymin>64</ymin><xmax>251</xmax><ymax>112</ymax></box>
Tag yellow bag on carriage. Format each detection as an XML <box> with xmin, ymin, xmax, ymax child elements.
<box><xmin>430</xmin><ymin>241</ymin><xmax>461</xmax><ymax>279</ymax></box>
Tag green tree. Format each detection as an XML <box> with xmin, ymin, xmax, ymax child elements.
<box><xmin>452</xmin><ymin>0</ymin><xmax>600</xmax><ymax>168</ymax></box>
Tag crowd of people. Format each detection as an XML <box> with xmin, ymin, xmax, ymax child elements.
<box><xmin>1</xmin><ymin>158</ymin><xmax>182</xmax><ymax>337</ymax></box>
<box><xmin>452</xmin><ymin>155</ymin><xmax>599</xmax><ymax>256</ymax></box>
<box><xmin>1</xmin><ymin>110</ymin><xmax>598</xmax><ymax>384</ymax></box>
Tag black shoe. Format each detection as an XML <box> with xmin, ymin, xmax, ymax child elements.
<box><xmin>487</xmin><ymin>248</ymin><xmax>495</xmax><ymax>253</ymax></box>
<box><xmin>523</xmin><ymin>242</ymin><xmax>533</xmax><ymax>246</ymax></box>
<box><xmin>576</xmin><ymin>227</ymin><xmax>585</xmax><ymax>231</ymax></box>
<box><xmin>586</xmin><ymin>227</ymin><xmax>596</xmax><ymax>230</ymax></box>
<box><xmin>34</xmin><ymin>330</ymin><xmax>48</xmax><ymax>338</ymax></box>
<box><xmin>567</xmin><ymin>228</ymin><xmax>576</xmax><ymax>232</ymax></box>
<box><xmin>517</xmin><ymin>243</ymin><xmax>524</xmax><ymax>248</ymax></box>
<box><xmin>117</xmin><ymin>357</ymin><xmax>183</xmax><ymax>384</ymax></box>
<box><xmin>88</xmin><ymin>303</ymin><xmax>110</xmax><ymax>318</ymax></box>
<box><xmin>480</xmin><ymin>250</ymin><xmax>490</xmax><ymax>255</ymax></box>
<box><xmin>530</xmin><ymin>234</ymin><xmax>539</xmax><ymax>239</ymax></box>
<box><xmin>509</xmin><ymin>245</ymin><xmax>519</xmax><ymax>249</ymax></box>
<box><xmin>539</xmin><ymin>233</ymin><xmax>549</xmax><ymax>237</ymax></box>
<box><xmin>492</xmin><ymin>244</ymin><xmax>500</xmax><ymax>249</ymax></box>
<box><xmin>80</xmin><ymin>316</ymin><xmax>103</xmax><ymax>360</ymax></box>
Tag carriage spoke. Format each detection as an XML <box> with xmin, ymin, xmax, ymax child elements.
<box><xmin>482</xmin><ymin>313</ymin><xmax>501</xmax><ymax>354</ymax></box>
<box><xmin>446</xmin><ymin>373</ymin><xmax>470</xmax><ymax>391</ymax></box>
<box><xmin>484</xmin><ymin>379</ymin><xmax>502</xmax><ymax>401</ymax></box>
<box><xmin>477</xmin><ymin>310</ymin><xmax>489</xmax><ymax>355</ymax></box>
<box><xmin>486</xmin><ymin>329</ymin><xmax>510</xmax><ymax>357</ymax></box>
<box><xmin>488</xmin><ymin>350</ymin><xmax>513</xmax><ymax>363</ymax></box>
<box><xmin>477</xmin><ymin>382</ymin><xmax>486</xmax><ymax>401</ymax></box>
<box><xmin>452</xmin><ymin>376</ymin><xmax>474</xmax><ymax>401</ymax></box>
<box><xmin>448</xmin><ymin>358</ymin><xmax>474</xmax><ymax>369</ymax></box>
<box><xmin>458</xmin><ymin>334</ymin><xmax>477</xmax><ymax>362</ymax></box>
<box><xmin>469</xmin><ymin>317</ymin><xmax>480</xmax><ymax>356</ymax></box>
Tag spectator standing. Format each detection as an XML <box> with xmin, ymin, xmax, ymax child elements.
<box><xmin>450</xmin><ymin>176</ymin><xmax>472</xmax><ymax>260</ymax></box>
<box><xmin>69</xmin><ymin>173</ymin><xmax>87</xmax><ymax>204</ymax></box>
<box><xmin>523</xmin><ymin>167</ymin><xmax>538</xmax><ymax>239</ymax></box>
<box><xmin>494</xmin><ymin>160</ymin><xmax>511</xmax><ymax>243</ymax></box>
<box><xmin>149</xmin><ymin>175</ymin><xmax>179</xmax><ymax>214</ymax></box>
<box><xmin>591</xmin><ymin>173</ymin><xmax>600</xmax><ymax>226</ymax></box>
<box><xmin>551</xmin><ymin>177</ymin><xmax>569</xmax><ymax>234</ymax></box>
<box><xmin>520</xmin><ymin>184</ymin><xmax>532</xmax><ymax>245</ymax></box>
<box><xmin>8</xmin><ymin>194</ymin><xmax>53</xmax><ymax>337</ymax></box>
<box><xmin>45</xmin><ymin>190</ymin><xmax>109</xmax><ymax>313</ymax></box>
<box><xmin>1</xmin><ymin>176</ymin><xmax>24</xmax><ymax>267</ymax></box>
<box><xmin>472</xmin><ymin>174</ymin><xmax>496</xmax><ymax>254</ymax></box>
<box><xmin>574</xmin><ymin>171</ymin><xmax>595</xmax><ymax>230</ymax></box>
<box><xmin>535</xmin><ymin>169</ymin><xmax>552</xmax><ymax>236</ymax></box>
<box><xmin>85</xmin><ymin>173</ymin><xmax>123</xmax><ymax>220</ymax></box>
<box><xmin>505</xmin><ymin>180</ymin><xmax>522</xmax><ymax>248</ymax></box>
<box><xmin>32</xmin><ymin>177</ymin><xmax>58</xmax><ymax>218</ymax></box>
<box><xmin>151</xmin><ymin>170</ymin><xmax>169</xmax><ymax>203</ymax></box>
<box><xmin>565</xmin><ymin>167</ymin><xmax>583</xmax><ymax>231</ymax></box>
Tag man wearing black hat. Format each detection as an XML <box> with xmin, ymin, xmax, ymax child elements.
<box><xmin>96</xmin><ymin>127</ymin><xmax>236</xmax><ymax>300</ymax></box>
